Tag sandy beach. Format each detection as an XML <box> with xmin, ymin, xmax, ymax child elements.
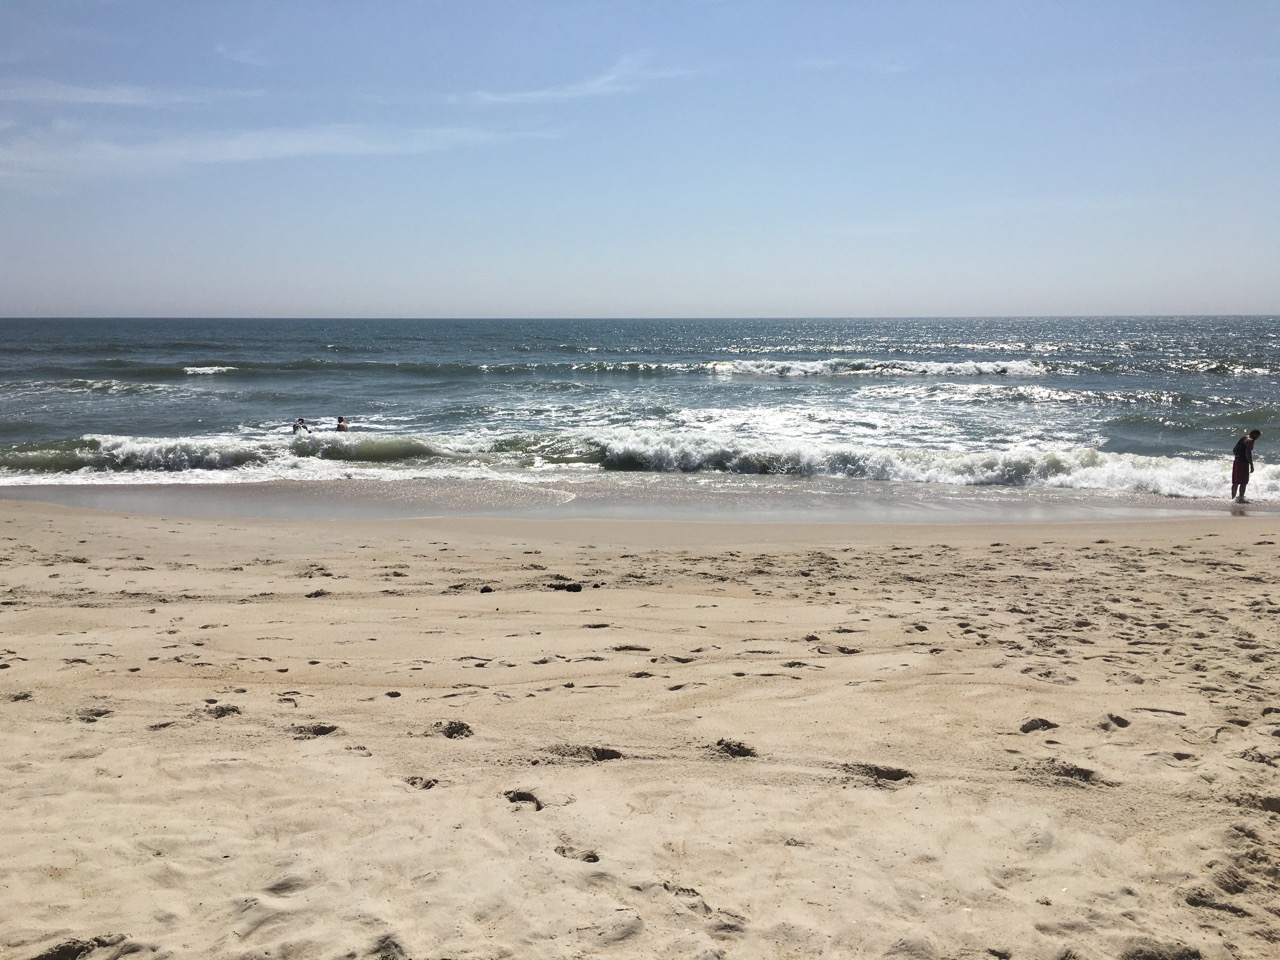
<box><xmin>3</xmin><ymin>497</ymin><xmax>1279</xmax><ymax>960</ymax></box>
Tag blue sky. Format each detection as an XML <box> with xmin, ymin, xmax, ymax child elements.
<box><xmin>1</xmin><ymin>0</ymin><xmax>1276</xmax><ymax>318</ymax></box>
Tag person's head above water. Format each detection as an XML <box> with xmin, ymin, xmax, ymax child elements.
<box><xmin>1250</xmin><ymin>429</ymin><xmax>1262</xmax><ymax>439</ymax></box>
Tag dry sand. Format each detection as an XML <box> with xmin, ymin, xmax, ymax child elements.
<box><xmin>2</xmin><ymin>500</ymin><xmax>1279</xmax><ymax>960</ymax></box>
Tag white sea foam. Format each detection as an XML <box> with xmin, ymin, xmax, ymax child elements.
<box><xmin>586</xmin><ymin>431</ymin><xmax>1261</xmax><ymax>500</ymax></box>
<box><xmin>24</xmin><ymin>378</ymin><xmax>177</xmax><ymax>396</ymax></box>
<box><xmin>184</xmin><ymin>366</ymin><xmax>238</xmax><ymax>375</ymax></box>
<box><xmin>0</xmin><ymin>431</ymin><xmax>1269</xmax><ymax>506</ymax></box>
<box><xmin>709</xmin><ymin>358</ymin><xmax>1048</xmax><ymax>378</ymax></box>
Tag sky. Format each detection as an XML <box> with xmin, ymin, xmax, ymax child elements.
<box><xmin>0</xmin><ymin>0</ymin><xmax>1277</xmax><ymax>319</ymax></box>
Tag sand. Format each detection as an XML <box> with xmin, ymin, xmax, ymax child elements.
<box><xmin>2</xmin><ymin>499</ymin><xmax>1279</xmax><ymax>960</ymax></box>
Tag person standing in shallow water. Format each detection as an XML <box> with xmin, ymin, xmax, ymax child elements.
<box><xmin>1231</xmin><ymin>429</ymin><xmax>1261</xmax><ymax>503</ymax></box>
<box><xmin>292</xmin><ymin>417</ymin><xmax>310</xmax><ymax>434</ymax></box>
<box><xmin>336</xmin><ymin>416</ymin><xmax>349</xmax><ymax>432</ymax></box>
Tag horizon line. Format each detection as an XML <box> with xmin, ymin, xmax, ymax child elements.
<box><xmin>1</xmin><ymin>313</ymin><xmax>1276</xmax><ymax>322</ymax></box>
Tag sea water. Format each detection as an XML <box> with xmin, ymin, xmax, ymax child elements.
<box><xmin>1</xmin><ymin>316</ymin><xmax>1276</xmax><ymax>517</ymax></box>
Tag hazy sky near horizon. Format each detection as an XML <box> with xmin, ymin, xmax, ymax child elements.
<box><xmin>1</xmin><ymin>0</ymin><xmax>1277</xmax><ymax>318</ymax></box>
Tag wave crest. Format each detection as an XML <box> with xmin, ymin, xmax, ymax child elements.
<box><xmin>0</xmin><ymin>431</ymin><xmax>1262</xmax><ymax>501</ymax></box>
<box><xmin>711</xmin><ymin>358</ymin><xmax>1048</xmax><ymax>378</ymax></box>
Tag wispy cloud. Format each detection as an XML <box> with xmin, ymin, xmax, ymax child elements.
<box><xmin>215</xmin><ymin>44</ymin><xmax>272</xmax><ymax>69</ymax></box>
<box><xmin>0</xmin><ymin>122</ymin><xmax>546</xmax><ymax>181</ymax></box>
<box><xmin>455</xmin><ymin>52</ymin><xmax>685</xmax><ymax>106</ymax></box>
<box><xmin>857</xmin><ymin>55</ymin><xmax>911</xmax><ymax>76</ymax></box>
<box><xmin>0</xmin><ymin>78</ymin><xmax>260</xmax><ymax>107</ymax></box>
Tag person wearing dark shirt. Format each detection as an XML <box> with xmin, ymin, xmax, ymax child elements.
<box><xmin>1232</xmin><ymin>429</ymin><xmax>1261</xmax><ymax>503</ymax></box>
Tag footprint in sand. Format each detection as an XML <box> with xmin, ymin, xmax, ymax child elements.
<box><xmin>546</xmin><ymin>745</ymin><xmax>623</xmax><ymax>762</ymax></box>
<box><xmin>1035</xmin><ymin>758</ymin><xmax>1116</xmax><ymax>786</ymax></box>
<box><xmin>29</xmin><ymin>934</ymin><xmax>139</xmax><ymax>960</ymax></box>
<box><xmin>293</xmin><ymin>723</ymin><xmax>339</xmax><ymax>740</ymax></box>
<box><xmin>432</xmin><ymin>720</ymin><xmax>473</xmax><ymax>739</ymax></box>
<box><xmin>843</xmin><ymin>762</ymin><xmax>914</xmax><ymax>787</ymax></box>
<box><xmin>555</xmin><ymin>845</ymin><xmax>600</xmax><ymax>862</ymax></box>
<box><xmin>1021</xmin><ymin>666</ymin><xmax>1078</xmax><ymax>685</ymax></box>
<box><xmin>1019</xmin><ymin>717</ymin><xmax>1059</xmax><ymax>733</ymax></box>
<box><xmin>504</xmin><ymin>789</ymin><xmax>544</xmax><ymax>811</ymax></box>
<box><xmin>1182</xmin><ymin>885</ymin><xmax>1251</xmax><ymax>917</ymax></box>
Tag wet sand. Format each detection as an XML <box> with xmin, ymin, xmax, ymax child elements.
<box><xmin>0</xmin><ymin>472</ymin><xmax>1252</xmax><ymax>524</ymax></box>
<box><xmin>2</xmin><ymin>498</ymin><xmax>1279</xmax><ymax>959</ymax></box>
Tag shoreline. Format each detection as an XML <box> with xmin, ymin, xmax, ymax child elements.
<box><xmin>0</xmin><ymin>472</ymin><xmax>1267</xmax><ymax>524</ymax></box>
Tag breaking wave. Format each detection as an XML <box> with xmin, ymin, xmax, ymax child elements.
<box><xmin>0</xmin><ymin>430</ymin><xmax>1260</xmax><ymax>501</ymax></box>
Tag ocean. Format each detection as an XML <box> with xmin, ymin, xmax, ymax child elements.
<box><xmin>1</xmin><ymin>316</ymin><xmax>1276</xmax><ymax>520</ymax></box>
